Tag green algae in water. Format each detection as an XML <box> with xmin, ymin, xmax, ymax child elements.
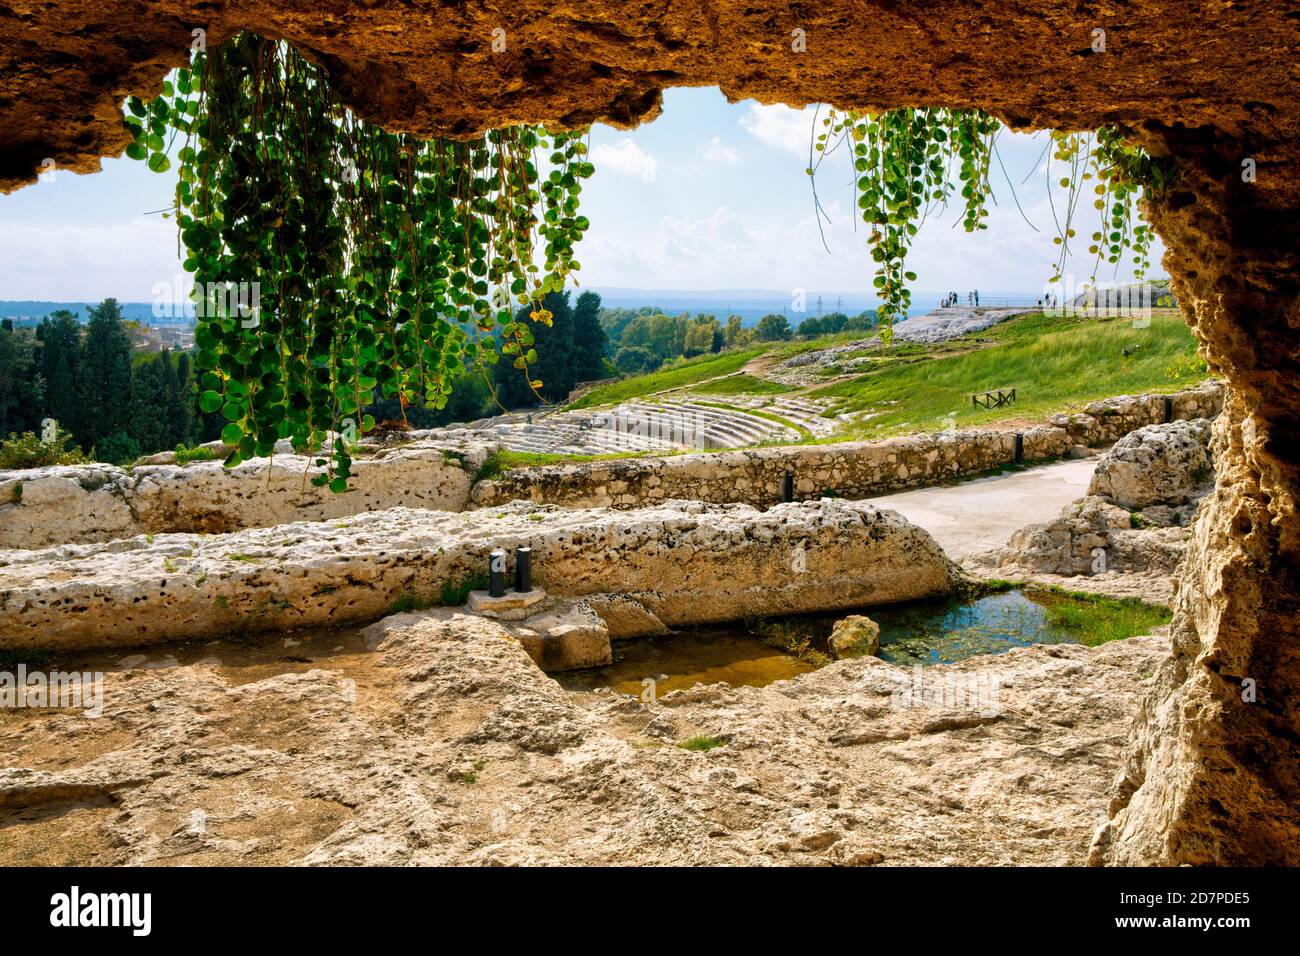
<box><xmin>871</xmin><ymin>589</ymin><xmax>1165</xmax><ymax>666</ymax></box>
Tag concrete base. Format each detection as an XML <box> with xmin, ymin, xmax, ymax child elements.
<box><xmin>468</xmin><ymin>588</ymin><xmax>546</xmax><ymax>613</ymax></box>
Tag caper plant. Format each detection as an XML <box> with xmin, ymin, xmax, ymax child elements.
<box><xmin>809</xmin><ymin>106</ymin><xmax>1171</xmax><ymax>342</ymax></box>
<box><xmin>125</xmin><ymin>34</ymin><xmax>592</xmax><ymax>490</ymax></box>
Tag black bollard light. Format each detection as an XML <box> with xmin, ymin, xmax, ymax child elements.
<box><xmin>515</xmin><ymin>546</ymin><xmax>532</xmax><ymax>593</ymax></box>
<box><xmin>783</xmin><ymin>470</ymin><xmax>795</xmax><ymax>503</ymax></box>
<box><xmin>1014</xmin><ymin>433</ymin><xmax>1024</xmax><ymax>464</ymax></box>
<box><xmin>488</xmin><ymin>549</ymin><xmax>507</xmax><ymax>598</ymax></box>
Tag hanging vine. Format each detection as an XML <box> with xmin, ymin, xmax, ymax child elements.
<box><xmin>123</xmin><ymin>34</ymin><xmax>592</xmax><ymax>490</ymax></box>
<box><xmin>809</xmin><ymin>106</ymin><xmax>1172</xmax><ymax>342</ymax></box>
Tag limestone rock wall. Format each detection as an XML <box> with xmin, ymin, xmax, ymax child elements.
<box><xmin>0</xmin><ymin>498</ymin><xmax>959</xmax><ymax>652</ymax></box>
<box><xmin>1094</xmin><ymin>131</ymin><xmax>1300</xmax><ymax>866</ymax></box>
<box><xmin>0</xmin><ymin>440</ymin><xmax>491</xmax><ymax>550</ymax></box>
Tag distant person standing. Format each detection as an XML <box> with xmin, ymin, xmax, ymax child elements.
<box><xmin>974</xmin><ymin>289</ymin><xmax>980</xmax><ymax>307</ymax></box>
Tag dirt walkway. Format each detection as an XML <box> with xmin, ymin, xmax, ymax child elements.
<box><xmin>865</xmin><ymin>457</ymin><xmax>1097</xmax><ymax>560</ymax></box>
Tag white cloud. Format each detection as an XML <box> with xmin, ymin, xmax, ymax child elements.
<box><xmin>589</xmin><ymin>139</ymin><xmax>657</xmax><ymax>182</ymax></box>
<box><xmin>738</xmin><ymin>103</ymin><xmax>819</xmax><ymax>158</ymax></box>
<box><xmin>702</xmin><ymin>136</ymin><xmax>740</xmax><ymax>166</ymax></box>
<box><xmin>0</xmin><ymin>217</ymin><xmax>183</xmax><ymax>300</ymax></box>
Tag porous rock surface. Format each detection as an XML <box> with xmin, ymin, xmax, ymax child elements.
<box><xmin>0</xmin><ymin>440</ymin><xmax>492</xmax><ymax>550</ymax></box>
<box><xmin>0</xmin><ymin>611</ymin><xmax>1167</xmax><ymax>866</ymax></box>
<box><xmin>3</xmin><ymin>3</ymin><xmax>1296</xmax><ymax>195</ymax></box>
<box><xmin>0</xmin><ymin>498</ymin><xmax>959</xmax><ymax>651</ymax></box>
<box><xmin>1087</xmin><ymin>419</ymin><xmax>1213</xmax><ymax>509</ymax></box>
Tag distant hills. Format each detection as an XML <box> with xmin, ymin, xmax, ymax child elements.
<box><xmin>0</xmin><ymin>300</ymin><xmax>192</xmax><ymax>325</ymax></box>
<box><xmin>588</xmin><ymin>287</ymin><xmax>1045</xmax><ymax>325</ymax></box>
<box><xmin>2</xmin><ymin>287</ymin><xmax>1061</xmax><ymax>329</ymax></box>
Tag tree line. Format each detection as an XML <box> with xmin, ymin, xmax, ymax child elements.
<box><xmin>0</xmin><ymin>299</ymin><xmax>198</xmax><ymax>464</ymax></box>
<box><xmin>599</xmin><ymin>307</ymin><xmax>878</xmax><ymax>375</ymax></box>
<box><xmin>0</xmin><ymin>291</ymin><xmax>615</xmax><ymax>463</ymax></box>
<box><xmin>0</xmin><ymin>290</ymin><xmax>874</xmax><ymax>464</ymax></box>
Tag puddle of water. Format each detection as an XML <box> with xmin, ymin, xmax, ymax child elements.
<box><xmin>556</xmin><ymin>628</ymin><xmax>815</xmax><ymax>696</ymax></box>
<box><xmin>5</xmin><ymin>590</ymin><xmax>1143</xmax><ymax>705</ymax></box>
<box><xmin>871</xmin><ymin>589</ymin><xmax>1087</xmax><ymax>666</ymax></box>
<box><xmin>559</xmin><ymin>589</ymin><xmax>1115</xmax><ymax>694</ymax></box>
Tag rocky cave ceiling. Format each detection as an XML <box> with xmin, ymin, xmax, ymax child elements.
<box><xmin>0</xmin><ymin>1</ymin><xmax>1297</xmax><ymax>193</ymax></box>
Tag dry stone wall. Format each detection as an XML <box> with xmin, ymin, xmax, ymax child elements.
<box><xmin>475</xmin><ymin>383</ymin><xmax>1224</xmax><ymax>510</ymax></box>
<box><xmin>0</xmin><ymin>383</ymin><xmax>1223</xmax><ymax>550</ymax></box>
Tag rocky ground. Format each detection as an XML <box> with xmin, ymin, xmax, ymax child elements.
<box><xmin>0</xmin><ymin>611</ymin><xmax>1167</xmax><ymax>866</ymax></box>
<box><xmin>0</xmin><ymin>392</ymin><xmax>1229</xmax><ymax>867</ymax></box>
<box><xmin>768</xmin><ymin>307</ymin><xmax>1032</xmax><ymax>385</ymax></box>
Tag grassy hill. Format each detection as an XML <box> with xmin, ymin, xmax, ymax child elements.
<box><xmin>565</xmin><ymin>310</ymin><xmax>1208</xmax><ymax>444</ymax></box>
<box><xmin>811</xmin><ymin>310</ymin><xmax>1205</xmax><ymax>440</ymax></box>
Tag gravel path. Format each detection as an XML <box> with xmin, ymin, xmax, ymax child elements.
<box><xmin>865</xmin><ymin>456</ymin><xmax>1098</xmax><ymax>559</ymax></box>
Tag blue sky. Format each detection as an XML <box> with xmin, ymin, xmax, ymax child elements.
<box><xmin>0</xmin><ymin>87</ymin><xmax>1165</xmax><ymax>302</ymax></box>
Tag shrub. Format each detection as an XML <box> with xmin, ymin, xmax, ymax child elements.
<box><xmin>95</xmin><ymin>431</ymin><xmax>141</xmax><ymax>466</ymax></box>
<box><xmin>0</xmin><ymin>429</ymin><xmax>91</xmax><ymax>470</ymax></box>
<box><xmin>175</xmin><ymin>443</ymin><xmax>217</xmax><ymax>465</ymax></box>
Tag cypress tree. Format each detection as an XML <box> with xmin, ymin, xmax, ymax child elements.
<box><xmin>171</xmin><ymin>350</ymin><xmax>195</xmax><ymax>446</ymax></box>
<box><xmin>38</xmin><ymin>310</ymin><xmax>83</xmax><ymax>440</ymax></box>
<box><xmin>80</xmin><ymin>299</ymin><xmax>134</xmax><ymax>449</ymax></box>
<box><xmin>572</xmin><ymin>291</ymin><xmax>609</xmax><ymax>381</ymax></box>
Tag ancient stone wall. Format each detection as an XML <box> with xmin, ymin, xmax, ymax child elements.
<box><xmin>0</xmin><ymin>383</ymin><xmax>1222</xmax><ymax>549</ymax></box>
<box><xmin>475</xmin><ymin>383</ymin><xmax>1224</xmax><ymax>510</ymax></box>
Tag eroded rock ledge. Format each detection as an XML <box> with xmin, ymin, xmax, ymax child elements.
<box><xmin>0</xmin><ymin>439</ymin><xmax>491</xmax><ymax>550</ymax></box>
<box><xmin>0</xmin><ymin>611</ymin><xmax>1167</xmax><ymax>866</ymax></box>
<box><xmin>0</xmin><ymin>498</ymin><xmax>958</xmax><ymax>651</ymax></box>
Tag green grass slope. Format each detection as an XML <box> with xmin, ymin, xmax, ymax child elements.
<box><xmin>811</xmin><ymin>311</ymin><xmax>1206</xmax><ymax>440</ymax></box>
